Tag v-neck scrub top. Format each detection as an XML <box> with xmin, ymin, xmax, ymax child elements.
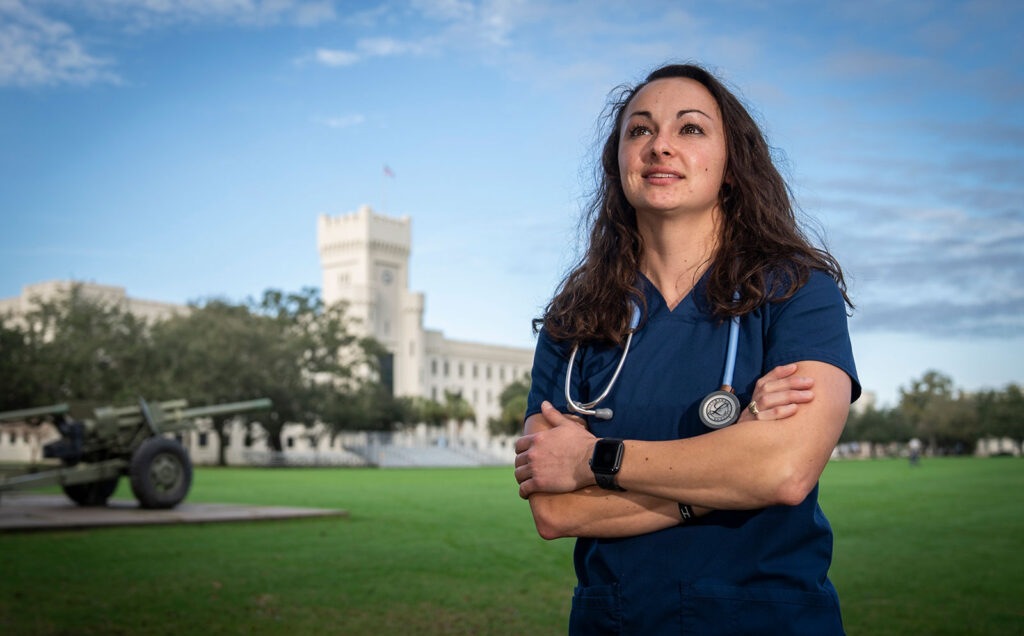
<box><xmin>526</xmin><ymin>269</ymin><xmax>860</xmax><ymax>635</ymax></box>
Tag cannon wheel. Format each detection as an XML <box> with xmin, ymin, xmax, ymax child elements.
<box><xmin>129</xmin><ymin>437</ymin><xmax>193</xmax><ymax>509</ymax></box>
<box><xmin>62</xmin><ymin>477</ymin><xmax>120</xmax><ymax>506</ymax></box>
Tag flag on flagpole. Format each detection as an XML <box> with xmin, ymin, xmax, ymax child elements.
<box><xmin>383</xmin><ymin>164</ymin><xmax>395</xmax><ymax>178</ymax></box>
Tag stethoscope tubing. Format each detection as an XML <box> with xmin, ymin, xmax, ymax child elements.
<box><xmin>721</xmin><ymin>313</ymin><xmax>740</xmax><ymax>390</ymax></box>
<box><xmin>564</xmin><ymin>297</ymin><xmax>741</xmax><ymax>424</ymax></box>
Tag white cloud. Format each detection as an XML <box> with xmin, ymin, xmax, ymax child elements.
<box><xmin>411</xmin><ymin>0</ymin><xmax>475</xmax><ymax>22</ymax></box>
<box><xmin>63</xmin><ymin>0</ymin><xmax>338</xmax><ymax>28</ymax></box>
<box><xmin>308</xmin><ymin>0</ymin><xmax>531</xmax><ymax>70</ymax></box>
<box><xmin>314</xmin><ymin>114</ymin><xmax>365</xmax><ymax>128</ymax></box>
<box><xmin>357</xmin><ymin>36</ymin><xmax>426</xmax><ymax>57</ymax></box>
<box><xmin>306</xmin><ymin>36</ymin><xmax>432</xmax><ymax>68</ymax></box>
<box><xmin>0</xmin><ymin>0</ymin><xmax>338</xmax><ymax>87</ymax></box>
<box><xmin>314</xmin><ymin>47</ymin><xmax>359</xmax><ymax>67</ymax></box>
<box><xmin>0</xmin><ymin>0</ymin><xmax>120</xmax><ymax>87</ymax></box>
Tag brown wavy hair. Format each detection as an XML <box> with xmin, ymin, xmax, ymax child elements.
<box><xmin>537</xmin><ymin>63</ymin><xmax>851</xmax><ymax>346</ymax></box>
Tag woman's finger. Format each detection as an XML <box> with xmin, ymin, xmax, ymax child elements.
<box><xmin>514</xmin><ymin>434</ymin><xmax>534</xmax><ymax>454</ymax></box>
<box><xmin>754</xmin><ymin>363</ymin><xmax>798</xmax><ymax>390</ymax></box>
<box><xmin>755</xmin><ymin>403</ymin><xmax>799</xmax><ymax>421</ymax></box>
<box><xmin>514</xmin><ymin>462</ymin><xmax>531</xmax><ymax>484</ymax></box>
<box><xmin>758</xmin><ymin>375</ymin><xmax>814</xmax><ymax>396</ymax></box>
<box><xmin>756</xmin><ymin>389</ymin><xmax>814</xmax><ymax>411</ymax></box>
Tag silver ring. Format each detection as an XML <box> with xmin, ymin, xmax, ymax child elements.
<box><xmin>747</xmin><ymin>401</ymin><xmax>760</xmax><ymax>417</ymax></box>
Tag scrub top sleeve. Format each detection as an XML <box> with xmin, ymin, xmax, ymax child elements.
<box><xmin>525</xmin><ymin>327</ymin><xmax>576</xmax><ymax>421</ymax></box>
<box><xmin>764</xmin><ymin>270</ymin><xmax>862</xmax><ymax>403</ymax></box>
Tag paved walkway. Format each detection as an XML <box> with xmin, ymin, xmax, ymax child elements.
<box><xmin>0</xmin><ymin>494</ymin><xmax>347</xmax><ymax>532</ymax></box>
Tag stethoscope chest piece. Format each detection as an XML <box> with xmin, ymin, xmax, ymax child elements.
<box><xmin>699</xmin><ymin>389</ymin><xmax>741</xmax><ymax>429</ymax></box>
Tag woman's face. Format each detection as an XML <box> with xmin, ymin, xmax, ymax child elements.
<box><xmin>617</xmin><ymin>77</ymin><xmax>728</xmax><ymax>219</ymax></box>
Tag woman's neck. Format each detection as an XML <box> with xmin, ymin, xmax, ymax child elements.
<box><xmin>637</xmin><ymin>207</ymin><xmax>721</xmax><ymax>310</ymax></box>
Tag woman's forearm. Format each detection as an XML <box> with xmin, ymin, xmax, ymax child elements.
<box><xmin>528</xmin><ymin>487</ymin><xmax>708</xmax><ymax>539</ymax></box>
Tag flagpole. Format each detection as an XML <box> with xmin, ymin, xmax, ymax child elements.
<box><xmin>382</xmin><ymin>164</ymin><xmax>394</xmax><ymax>214</ymax></box>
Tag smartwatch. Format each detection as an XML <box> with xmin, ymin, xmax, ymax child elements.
<box><xmin>590</xmin><ymin>438</ymin><xmax>626</xmax><ymax>491</ymax></box>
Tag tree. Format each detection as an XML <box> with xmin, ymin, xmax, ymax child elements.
<box><xmin>898</xmin><ymin>370</ymin><xmax>983</xmax><ymax>454</ymax></box>
<box><xmin>0</xmin><ymin>284</ymin><xmax>154</xmax><ymax>411</ymax></box>
<box><xmin>407</xmin><ymin>397</ymin><xmax>447</xmax><ymax>428</ymax></box>
<box><xmin>443</xmin><ymin>390</ymin><xmax>475</xmax><ymax>434</ymax></box>
<box><xmin>899</xmin><ymin>370</ymin><xmax>953</xmax><ymax>452</ymax></box>
<box><xmin>977</xmin><ymin>384</ymin><xmax>1024</xmax><ymax>448</ymax></box>
<box><xmin>489</xmin><ymin>374</ymin><xmax>531</xmax><ymax>436</ymax></box>
<box><xmin>149</xmin><ymin>288</ymin><xmax>373</xmax><ymax>463</ymax></box>
<box><xmin>841</xmin><ymin>405</ymin><xmax>910</xmax><ymax>455</ymax></box>
<box><xmin>0</xmin><ymin>316</ymin><xmax>41</xmax><ymax>410</ymax></box>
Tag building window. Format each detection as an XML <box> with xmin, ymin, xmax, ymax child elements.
<box><xmin>458</xmin><ymin>362</ymin><xmax>464</xmax><ymax>378</ymax></box>
<box><xmin>473</xmin><ymin>389</ymin><xmax>478</xmax><ymax>404</ymax></box>
<box><xmin>199</xmin><ymin>432</ymin><xmax>208</xmax><ymax>447</ymax></box>
<box><xmin>432</xmin><ymin>387</ymin><xmax>438</xmax><ymax>400</ymax></box>
<box><xmin>486</xmin><ymin>365</ymin><xmax>492</xmax><ymax>380</ymax></box>
<box><xmin>287</xmin><ymin>437</ymin><xmax>295</xmax><ymax>449</ymax></box>
<box><xmin>432</xmin><ymin>359</ymin><xmax>438</xmax><ymax>375</ymax></box>
<box><xmin>383</xmin><ymin>320</ymin><xmax>390</xmax><ymax>335</ymax></box>
<box><xmin>500</xmin><ymin>367</ymin><xmax>505</xmax><ymax>381</ymax></box>
<box><xmin>444</xmin><ymin>360</ymin><xmax>449</xmax><ymax>377</ymax></box>
<box><xmin>487</xmin><ymin>390</ymin><xmax>493</xmax><ymax>404</ymax></box>
<box><xmin>473</xmin><ymin>364</ymin><xmax>478</xmax><ymax>379</ymax></box>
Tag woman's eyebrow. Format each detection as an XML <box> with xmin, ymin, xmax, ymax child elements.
<box><xmin>626</xmin><ymin>109</ymin><xmax>712</xmax><ymax>120</ymax></box>
<box><xmin>677</xmin><ymin>109</ymin><xmax>711</xmax><ymax>120</ymax></box>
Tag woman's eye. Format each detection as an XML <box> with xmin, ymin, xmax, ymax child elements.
<box><xmin>681</xmin><ymin>123</ymin><xmax>704</xmax><ymax>135</ymax></box>
<box><xmin>628</xmin><ymin>124</ymin><xmax>651</xmax><ymax>137</ymax></box>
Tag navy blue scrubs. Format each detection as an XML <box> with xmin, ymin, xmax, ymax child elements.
<box><xmin>526</xmin><ymin>269</ymin><xmax>860</xmax><ymax>635</ymax></box>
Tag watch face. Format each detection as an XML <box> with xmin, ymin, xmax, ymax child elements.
<box><xmin>700</xmin><ymin>390</ymin><xmax>740</xmax><ymax>429</ymax></box>
<box><xmin>592</xmin><ymin>439</ymin><xmax>624</xmax><ymax>472</ymax></box>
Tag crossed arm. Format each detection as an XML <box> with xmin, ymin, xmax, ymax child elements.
<box><xmin>514</xmin><ymin>362</ymin><xmax>851</xmax><ymax>540</ymax></box>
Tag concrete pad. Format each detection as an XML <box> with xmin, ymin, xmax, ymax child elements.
<box><xmin>0</xmin><ymin>494</ymin><xmax>348</xmax><ymax>532</ymax></box>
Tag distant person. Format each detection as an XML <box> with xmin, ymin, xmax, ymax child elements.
<box><xmin>514</xmin><ymin>63</ymin><xmax>859</xmax><ymax>634</ymax></box>
<box><xmin>909</xmin><ymin>437</ymin><xmax>922</xmax><ymax>466</ymax></box>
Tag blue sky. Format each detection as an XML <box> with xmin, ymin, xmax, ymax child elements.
<box><xmin>1</xmin><ymin>0</ymin><xmax>1021</xmax><ymax>406</ymax></box>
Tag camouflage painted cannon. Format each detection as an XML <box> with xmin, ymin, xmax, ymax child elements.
<box><xmin>0</xmin><ymin>397</ymin><xmax>271</xmax><ymax>508</ymax></box>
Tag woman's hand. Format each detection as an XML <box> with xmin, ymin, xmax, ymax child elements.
<box><xmin>514</xmin><ymin>402</ymin><xmax>597</xmax><ymax>499</ymax></box>
<box><xmin>739</xmin><ymin>363</ymin><xmax>814</xmax><ymax>423</ymax></box>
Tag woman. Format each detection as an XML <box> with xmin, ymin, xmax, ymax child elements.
<box><xmin>514</xmin><ymin>63</ymin><xmax>860</xmax><ymax>635</ymax></box>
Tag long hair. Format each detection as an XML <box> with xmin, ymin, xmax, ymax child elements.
<box><xmin>538</xmin><ymin>63</ymin><xmax>851</xmax><ymax>346</ymax></box>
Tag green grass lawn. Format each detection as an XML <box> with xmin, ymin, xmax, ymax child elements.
<box><xmin>0</xmin><ymin>458</ymin><xmax>1021</xmax><ymax>635</ymax></box>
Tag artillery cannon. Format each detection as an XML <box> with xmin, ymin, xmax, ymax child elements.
<box><xmin>0</xmin><ymin>397</ymin><xmax>271</xmax><ymax>509</ymax></box>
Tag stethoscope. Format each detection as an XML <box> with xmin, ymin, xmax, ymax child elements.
<box><xmin>564</xmin><ymin>297</ymin><xmax>742</xmax><ymax>429</ymax></box>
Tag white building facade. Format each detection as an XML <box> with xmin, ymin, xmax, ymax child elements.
<box><xmin>0</xmin><ymin>280</ymin><xmax>186</xmax><ymax>325</ymax></box>
<box><xmin>317</xmin><ymin>205</ymin><xmax>535</xmax><ymax>445</ymax></box>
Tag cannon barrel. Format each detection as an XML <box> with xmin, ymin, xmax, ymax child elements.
<box><xmin>0</xmin><ymin>403</ymin><xmax>69</xmax><ymax>423</ymax></box>
<box><xmin>178</xmin><ymin>398</ymin><xmax>272</xmax><ymax>420</ymax></box>
<box><xmin>106</xmin><ymin>399</ymin><xmax>188</xmax><ymax>418</ymax></box>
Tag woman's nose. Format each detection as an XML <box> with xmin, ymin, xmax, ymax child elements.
<box><xmin>650</xmin><ymin>132</ymin><xmax>673</xmax><ymax>157</ymax></box>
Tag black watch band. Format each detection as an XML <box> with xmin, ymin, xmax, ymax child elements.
<box><xmin>595</xmin><ymin>471</ymin><xmax>626</xmax><ymax>491</ymax></box>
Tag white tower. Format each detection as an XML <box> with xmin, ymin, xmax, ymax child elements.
<box><xmin>317</xmin><ymin>205</ymin><xmax>426</xmax><ymax>397</ymax></box>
